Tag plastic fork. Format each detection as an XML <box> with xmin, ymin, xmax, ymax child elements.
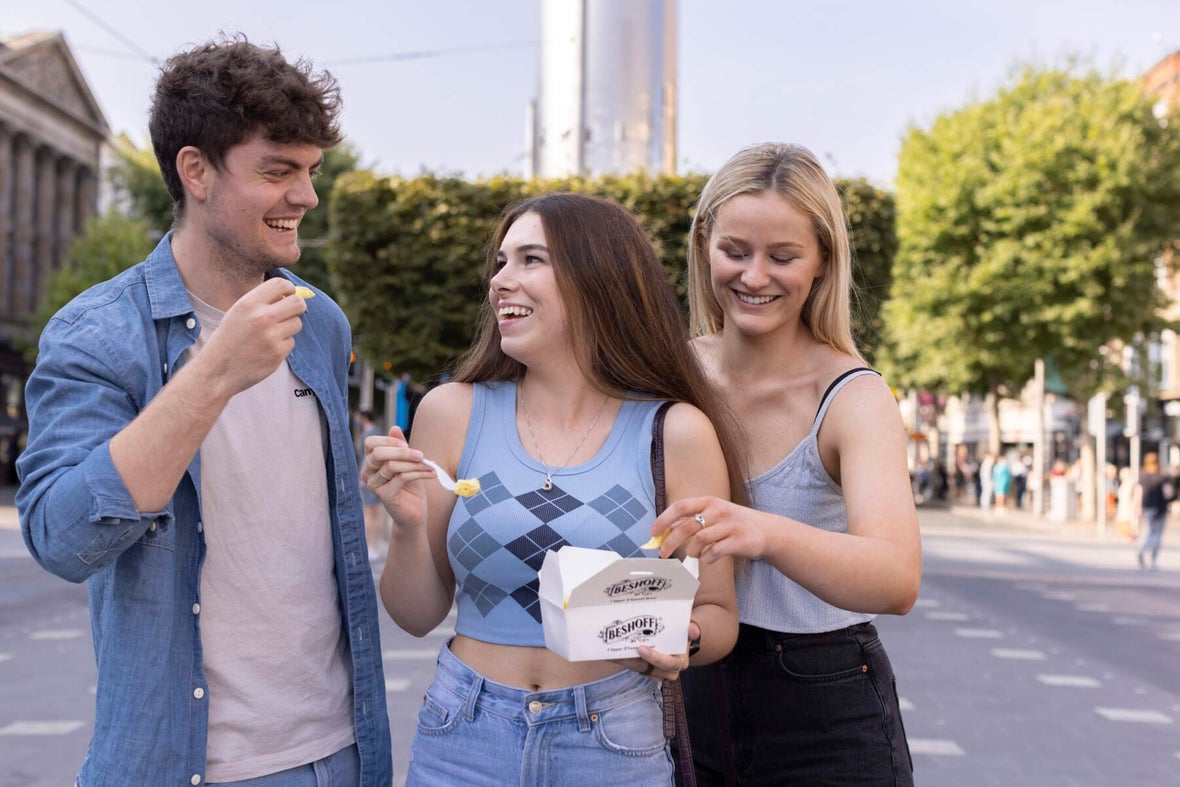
<box><xmin>422</xmin><ymin>458</ymin><xmax>456</xmax><ymax>493</ymax></box>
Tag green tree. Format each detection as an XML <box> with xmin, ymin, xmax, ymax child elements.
<box><xmin>880</xmin><ymin>61</ymin><xmax>1180</xmax><ymax>441</ymax></box>
<box><xmin>23</xmin><ymin>211</ymin><xmax>155</xmax><ymax>360</ymax></box>
<box><xmin>108</xmin><ymin>134</ymin><xmax>173</xmax><ymax>233</ymax></box>
<box><xmin>839</xmin><ymin>178</ymin><xmax>897</xmax><ymax>362</ymax></box>
<box><xmin>298</xmin><ymin>142</ymin><xmax>361</xmax><ymax>292</ymax></box>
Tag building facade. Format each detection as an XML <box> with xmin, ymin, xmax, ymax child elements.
<box><xmin>0</xmin><ymin>31</ymin><xmax>109</xmax><ymax>483</ymax></box>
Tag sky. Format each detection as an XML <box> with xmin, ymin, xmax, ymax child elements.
<box><xmin>4</xmin><ymin>0</ymin><xmax>1180</xmax><ymax>187</ymax></box>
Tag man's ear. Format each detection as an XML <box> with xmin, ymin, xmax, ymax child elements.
<box><xmin>176</xmin><ymin>146</ymin><xmax>210</xmax><ymax>203</ymax></box>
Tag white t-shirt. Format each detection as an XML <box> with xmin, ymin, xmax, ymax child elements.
<box><xmin>190</xmin><ymin>294</ymin><xmax>355</xmax><ymax>782</ymax></box>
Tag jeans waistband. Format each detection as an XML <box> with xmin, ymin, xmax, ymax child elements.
<box><xmin>433</xmin><ymin>641</ymin><xmax>659</xmax><ymax>731</ymax></box>
<box><xmin>735</xmin><ymin>621</ymin><xmax>878</xmax><ymax>651</ymax></box>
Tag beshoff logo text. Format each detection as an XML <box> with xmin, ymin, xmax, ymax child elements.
<box><xmin>603</xmin><ymin>577</ymin><xmax>672</xmax><ymax>599</ymax></box>
<box><xmin>598</xmin><ymin>616</ymin><xmax>665</xmax><ymax>645</ymax></box>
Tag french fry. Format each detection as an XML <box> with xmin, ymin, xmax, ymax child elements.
<box><xmin>640</xmin><ymin>532</ymin><xmax>666</xmax><ymax>550</ymax></box>
<box><xmin>454</xmin><ymin>478</ymin><xmax>481</xmax><ymax>497</ymax></box>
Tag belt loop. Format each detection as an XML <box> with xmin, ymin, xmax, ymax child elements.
<box><xmin>464</xmin><ymin>675</ymin><xmax>483</xmax><ymax>722</ymax></box>
<box><xmin>573</xmin><ymin>684</ymin><xmax>591</xmax><ymax>732</ymax></box>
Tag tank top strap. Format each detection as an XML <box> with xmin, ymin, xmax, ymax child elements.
<box><xmin>811</xmin><ymin>367</ymin><xmax>881</xmax><ymax>436</ymax></box>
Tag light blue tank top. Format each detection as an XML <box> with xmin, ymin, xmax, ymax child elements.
<box><xmin>737</xmin><ymin>368</ymin><xmax>879</xmax><ymax>634</ymax></box>
<box><xmin>448</xmin><ymin>381</ymin><xmax>665</xmax><ymax>646</ymax></box>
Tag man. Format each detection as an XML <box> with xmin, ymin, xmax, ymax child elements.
<box><xmin>16</xmin><ymin>37</ymin><xmax>391</xmax><ymax>786</ymax></box>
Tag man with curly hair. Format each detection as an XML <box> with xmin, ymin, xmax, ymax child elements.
<box><xmin>17</xmin><ymin>37</ymin><xmax>392</xmax><ymax>786</ymax></box>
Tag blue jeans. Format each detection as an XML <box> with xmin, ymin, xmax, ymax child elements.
<box><xmin>681</xmin><ymin>622</ymin><xmax>913</xmax><ymax>786</ymax></box>
<box><xmin>407</xmin><ymin>643</ymin><xmax>674</xmax><ymax>786</ymax></box>
<box><xmin>207</xmin><ymin>744</ymin><xmax>360</xmax><ymax>786</ymax></box>
<box><xmin>1140</xmin><ymin>508</ymin><xmax>1168</xmax><ymax>566</ymax></box>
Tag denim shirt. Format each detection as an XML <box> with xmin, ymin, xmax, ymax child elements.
<box><xmin>16</xmin><ymin>234</ymin><xmax>392</xmax><ymax>787</ymax></box>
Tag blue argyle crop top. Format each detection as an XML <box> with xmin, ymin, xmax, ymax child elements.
<box><xmin>447</xmin><ymin>381</ymin><xmax>665</xmax><ymax>646</ymax></box>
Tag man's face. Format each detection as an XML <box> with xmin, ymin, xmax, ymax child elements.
<box><xmin>202</xmin><ymin>135</ymin><xmax>323</xmax><ymax>275</ymax></box>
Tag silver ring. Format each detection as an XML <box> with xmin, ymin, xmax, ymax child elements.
<box><xmin>377</xmin><ymin>467</ymin><xmax>391</xmax><ymax>481</ymax></box>
<box><xmin>694</xmin><ymin>513</ymin><xmax>706</xmax><ymax>529</ymax></box>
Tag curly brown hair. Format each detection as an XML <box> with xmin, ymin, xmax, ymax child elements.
<box><xmin>149</xmin><ymin>35</ymin><xmax>342</xmax><ymax>223</ymax></box>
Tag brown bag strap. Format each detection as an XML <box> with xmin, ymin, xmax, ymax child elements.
<box><xmin>650</xmin><ymin>401</ymin><xmax>696</xmax><ymax>787</ymax></box>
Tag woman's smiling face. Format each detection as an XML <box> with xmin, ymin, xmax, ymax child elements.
<box><xmin>707</xmin><ymin>190</ymin><xmax>825</xmax><ymax>338</ymax></box>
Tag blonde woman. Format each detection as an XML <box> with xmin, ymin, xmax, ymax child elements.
<box><xmin>650</xmin><ymin>143</ymin><xmax>920</xmax><ymax>785</ymax></box>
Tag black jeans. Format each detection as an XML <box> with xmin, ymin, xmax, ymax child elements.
<box><xmin>681</xmin><ymin>622</ymin><xmax>913</xmax><ymax>786</ymax></box>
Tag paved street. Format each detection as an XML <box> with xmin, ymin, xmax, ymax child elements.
<box><xmin>1</xmin><ymin>488</ymin><xmax>1177</xmax><ymax>786</ymax></box>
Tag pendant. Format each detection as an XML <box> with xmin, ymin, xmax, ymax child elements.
<box><xmin>542</xmin><ymin>476</ymin><xmax>554</xmax><ymax>491</ymax></box>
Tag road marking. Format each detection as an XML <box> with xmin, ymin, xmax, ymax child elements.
<box><xmin>424</xmin><ymin>628</ymin><xmax>456</xmax><ymax>638</ymax></box>
<box><xmin>1111</xmin><ymin>616</ymin><xmax>1150</xmax><ymax>626</ymax></box>
<box><xmin>1159</xmin><ymin>631</ymin><xmax>1180</xmax><ymax>641</ymax></box>
<box><xmin>1076</xmin><ymin>603</ymin><xmax>1110</xmax><ymax>612</ymax></box>
<box><xmin>29</xmin><ymin>630</ymin><xmax>84</xmax><ymax>640</ymax></box>
<box><xmin>898</xmin><ymin>697</ymin><xmax>915</xmax><ymax>711</ymax></box>
<box><xmin>954</xmin><ymin>628</ymin><xmax>1003</xmax><ymax>638</ymax></box>
<box><xmin>382</xmin><ymin>649</ymin><xmax>439</xmax><ymax>660</ymax></box>
<box><xmin>1036</xmin><ymin>674</ymin><xmax>1101</xmax><ymax>688</ymax></box>
<box><xmin>925</xmin><ymin>611</ymin><xmax>970</xmax><ymax>621</ymax></box>
<box><xmin>913</xmin><ymin>598</ymin><xmax>940</xmax><ymax>608</ymax></box>
<box><xmin>0</xmin><ymin>653</ymin><xmax>12</xmax><ymax>663</ymax></box>
<box><xmin>385</xmin><ymin>678</ymin><xmax>411</xmax><ymax>692</ymax></box>
<box><xmin>991</xmin><ymin>648</ymin><xmax>1046</xmax><ymax>660</ymax></box>
<box><xmin>1095</xmin><ymin>707</ymin><xmax>1173</xmax><ymax>724</ymax></box>
<box><xmin>908</xmin><ymin>738</ymin><xmax>965</xmax><ymax>756</ymax></box>
<box><xmin>0</xmin><ymin>721</ymin><xmax>86</xmax><ymax>735</ymax></box>
<box><xmin>1042</xmin><ymin>591</ymin><xmax>1076</xmax><ymax>601</ymax></box>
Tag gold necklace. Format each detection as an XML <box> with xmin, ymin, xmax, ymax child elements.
<box><xmin>518</xmin><ymin>385</ymin><xmax>610</xmax><ymax>492</ymax></box>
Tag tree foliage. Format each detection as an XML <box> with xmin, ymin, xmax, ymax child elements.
<box><xmin>23</xmin><ymin>211</ymin><xmax>155</xmax><ymax>361</ymax></box>
<box><xmin>329</xmin><ymin>172</ymin><xmax>893</xmax><ymax>382</ymax></box>
<box><xmin>841</xmin><ymin>178</ymin><xmax>897</xmax><ymax>362</ymax></box>
<box><xmin>880</xmin><ymin>62</ymin><xmax>1180</xmax><ymax>402</ymax></box>
<box><xmin>108</xmin><ymin>134</ymin><xmax>173</xmax><ymax>233</ymax></box>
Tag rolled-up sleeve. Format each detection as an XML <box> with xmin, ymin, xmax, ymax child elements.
<box><xmin>17</xmin><ymin>317</ymin><xmax>168</xmax><ymax>582</ymax></box>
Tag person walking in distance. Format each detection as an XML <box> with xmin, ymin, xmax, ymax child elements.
<box><xmin>355</xmin><ymin>409</ymin><xmax>389</xmax><ymax>562</ymax></box>
<box><xmin>1137</xmin><ymin>451</ymin><xmax>1173</xmax><ymax>570</ymax></box>
<box><xmin>650</xmin><ymin>142</ymin><xmax>920</xmax><ymax>785</ymax></box>
<box><xmin>16</xmin><ymin>37</ymin><xmax>391</xmax><ymax>786</ymax></box>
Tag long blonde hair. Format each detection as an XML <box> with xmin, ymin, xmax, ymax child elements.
<box><xmin>687</xmin><ymin>142</ymin><xmax>863</xmax><ymax>360</ymax></box>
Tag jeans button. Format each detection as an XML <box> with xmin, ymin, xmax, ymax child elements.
<box><xmin>528</xmin><ymin>700</ymin><xmax>543</xmax><ymax>714</ymax></box>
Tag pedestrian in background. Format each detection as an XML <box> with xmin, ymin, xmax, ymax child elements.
<box><xmin>363</xmin><ymin>193</ymin><xmax>748</xmax><ymax>785</ymax></box>
<box><xmin>355</xmin><ymin>409</ymin><xmax>389</xmax><ymax>562</ymax></box>
<box><xmin>16</xmin><ymin>37</ymin><xmax>391</xmax><ymax>786</ymax></box>
<box><xmin>1137</xmin><ymin>451</ymin><xmax>1173</xmax><ymax>570</ymax></box>
<box><xmin>654</xmin><ymin>142</ymin><xmax>919</xmax><ymax>785</ymax></box>
<box><xmin>992</xmin><ymin>454</ymin><xmax>1012</xmax><ymax>514</ymax></box>
<box><xmin>1115</xmin><ymin>466</ymin><xmax>1140</xmax><ymax>542</ymax></box>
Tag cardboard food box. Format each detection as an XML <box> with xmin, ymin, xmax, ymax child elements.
<box><xmin>538</xmin><ymin>545</ymin><xmax>700</xmax><ymax>662</ymax></box>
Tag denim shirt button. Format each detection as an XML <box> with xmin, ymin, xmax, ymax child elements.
<box><xmin>196</xmin><ymin>522</ymin><xmax>203</xmax><ymax>533</ymax></box>
<box><xmin>192</xmin><ymin>603</ymin><xmax>200</xmax><ymax>615</ymax></box>
<box><xmin>186</xmin><ymin>317</ymin><xmax>196</xmax><ymax>330</ymax></box>
<box><xmin>193</xmin><ymin>687</ymin><xmax>205</xmax><ymax>699</ymax></box>
<box><xmin>191</xmin><ymin>774</ymin><xmax>201</xmax><ymax>785</ymax></box>
<box><xmin>148</xmin><ymin>520</ymin><xmax>157</xmax><ymax>532</ymax></box>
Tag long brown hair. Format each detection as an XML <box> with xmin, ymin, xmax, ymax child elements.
<box><xmin>454</xmin><ymin>193</ymin><xmax>749</xmax><ymax>505</ymax></box>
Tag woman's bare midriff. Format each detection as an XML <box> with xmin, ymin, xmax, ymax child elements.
<box><xmin>449</xmin><ymin>634</ymin><xmax>634</xmax><ymax>691</ymax></box>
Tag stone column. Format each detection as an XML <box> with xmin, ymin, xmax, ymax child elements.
<box><xmin>0</xmin><ymin>124</ymin><xmax>12</xmax><ymax>316</ymax></box>
<box><xmin>75</xmin><ymin>166</ymin><xmax>97</xmax><ymax>230</ymax></box>
<box><xmin>10</xmin><ymin>135</ymin><xmax>35</xmax><ymax>317</ymax></box>
<box><xmin>33</xmin><ymin>146</ymin><xmax>58</xmax><ymax>314</ymax></box>
<box><xmin>55</xmin><ymin>157</ymin><xmax>77</xmax><ymax>270</ymax></box>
